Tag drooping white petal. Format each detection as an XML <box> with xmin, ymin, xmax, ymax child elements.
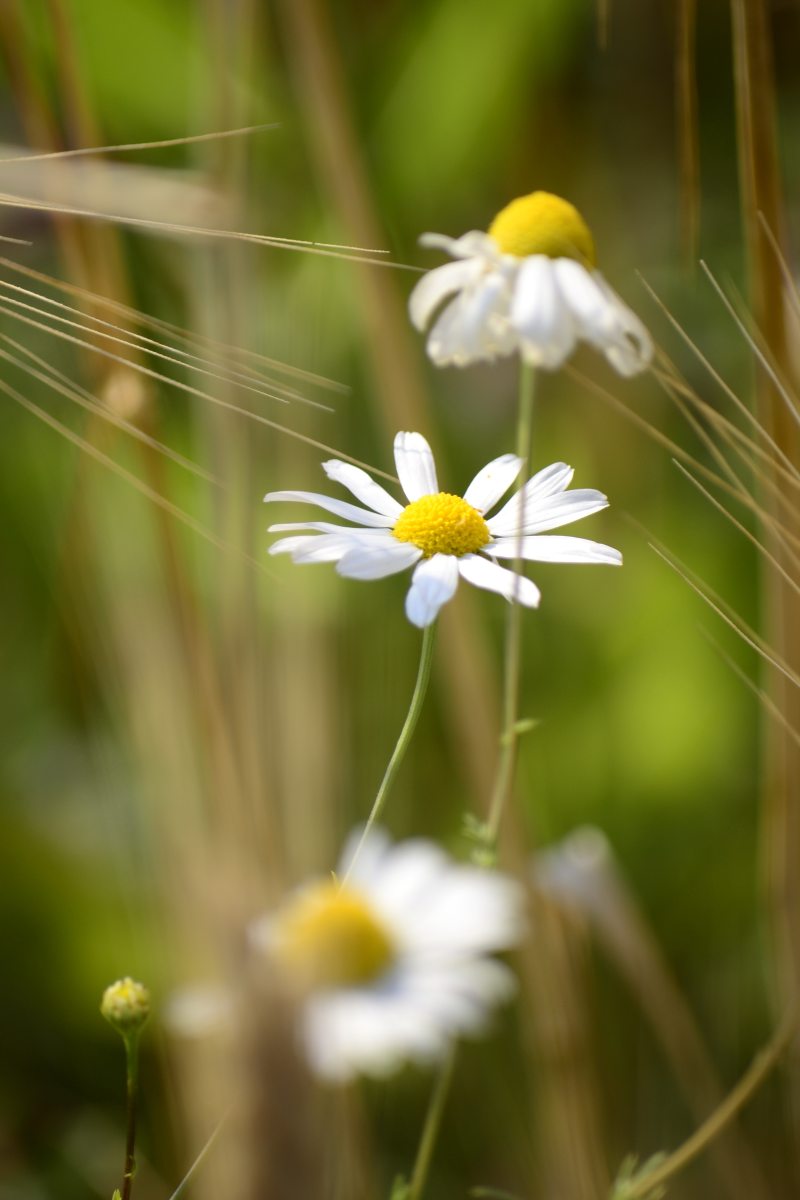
<box><xmin>457</xmin><ymin>554</ymin><xmax>540</xmax><ymax>607</ymax></box>
<box><xmin>405</xmin><ymin>554</ymin><xmax>460</xmax><ymax>627</ymax></box>
<box><xmin>486</xmin><ymin>462</ymin><xmax>574</xmax><ymax>534</ymax></box>
<box><xmin>594</xmin><ymin>274</ymin><xmax>653</xmax><ymax>376</ymax></box>
<box><xmin>322</xmin><ymin>460</ymin><xmax>403</xmax><ymax>518</ymax></box>
<box><xmin>394</xmin><ymin>431</ymin><xmax>439</xmax><ymax>501</ymax></box>
<box><xmin>408</xmin><ymin>258</ymin><xmax>483</xmax><ymax>331</ymax></box>
<box><xmin>453</xmin><ymin>271</ymin><xmax>511</xmax><ymax>357</ymax></box>
<box><xmin>554</xmin><ymin>258</ymin><xmax>616</xmax><ymax>343</ymax></box>
<box><xmin>264</xmin><ymin>489</ymin><xmax>394</xmax><ymax>527</ymax></box>
<box><xmin>336</xmin><ymin>541</ymin><xmax>422</xmax><ymax>580</ymax></box>
<box><xmin>426</xmin><ymin>292</ymin><xmax>476</xmax><ymax>366</ymax></box>
<box><xmin>491</xmin><ymin>534</ymin><xmax>622</xmax><ymax>566</ymax></box>
<box><xmin>510</xmin><ymin>256</ymin><xmax>576</xmax><ymax>369</ymax></box>
<box><xmin>463</xmin><ymin>453</ymin><xmax>523</xmax><ymax>513</ymax></box>
<box><xmin>426</xmin><ymin>273</ymin><xmax>511</xmax><ymax>366</ymax></box>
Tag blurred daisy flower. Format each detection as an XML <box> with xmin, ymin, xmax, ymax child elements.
<box><xmin>409</xmin><ymin>190</ymin><xmax>652</xmax><ymax>375</ymax></box>
<box><xmin>265</xmin><ymin>431</ymin><xmax>621</xmax><ymax>628</ymax></box>
<box><xmin>249</xmin><ymin>827</ymin><xmax>524</xmax><ymax>1082</ymax></box>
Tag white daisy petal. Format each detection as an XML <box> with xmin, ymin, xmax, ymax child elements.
<box><xmin>268</xmin><ymin>521</ymin><xmax>395</xmax><ymax>536</ymax></box>
<box><xmin>393</xmin><ymin>431</ymin><xmax>439</xmax><ymax>501</ymax></box>
<box><xmin>515</xmin><ymin>488</ymin><xmax>609</xmax><ymax>534</ymax></box>
<box><xmin>594</xmin><ymin>275</ymin><xmax>654</xmax><ymax>376</ymax></box>
<box><xmin>553</xmin><ymin>258</ymin><xmax>616</xmax><ymax>343</ymax></box>
<box><xmin>337</xmin><ymin>826</ymin><xmax>394</xmax><ymax>888</ymax></box>
<box><xmin>322</xmin><ymin>460</ymin><xmax>403</xmax><ymax>518</ymax></box>
<box><xmin>408</xmin><ymin>258</ymin><xmax>483</xmax><ymax>331</ymax></box>
<box><xmin>264</xmin><ymin>489</ymin><xmax>394</xmax><ymax>527</ymax></box>
<box><xmin>426</xmin><ymin>292</ymin><xmax>479</xmax><ymax>366</ymax></box>
<box><xmin>405</xmin><ymin>554</ymin><xmax>460</xmax><ymax>627</ymax></box>
<box><xmin>270</xmin><ymin>533</ymin><xmax>363</xmax><ymax>564</ymax></box>
<box><xmin>403</xmin><ymin>959</ymin><xmax>517</xmax><ymax>1033</ymax></box>
<box><xmin>458</xmin><ymin>554</ymin><xmax>541</xmax><ymax>607</ymax></box>
<box><xmin>304</xmin><ymin>990</ymin><xmax>446</xmax><ymax>1082</ymax></box>
<box><xmin>404</xmin><ymin>868</ymin><xmax>526</xmax><ymax>954</ymax></box>
<box><xmin>463</xmin><ymin>453</ymin><xmax>524</xmax><ymax>513</ymax></box>
<box><xmin>337</xmin><ymin>541</ymin><xmax>423</xmax><ymax>580</ymax></box>
<box><xmin>454</xmin><ymin>272</ymin><xmax>511</xmax><ymax>358</ymax></box>
<box><xmin>366</xmin><ymin>840</ymin><xmax>451</xmax><ymax>926</ymax></box>
<box><xmin>419</xmin><ymin>230</ymin><xmax>496</xmax><ymax>260</ymax></box>
<box><xmin>486</xmin><ymin>462</ymin><xmax>574</xmax><ymax>535</ymax></box>
<box><xmin>510</xmin><ymin>256</ymin><xmax>576</xmax><ymax>369</ymax></box>
<box><xmin>268</xmin><ymin>534</ymin><xmax>318</xmax><ymax>558</ymax></box>
<box><xmin>491</xmin><ymin>534</ymin><xmax>622</xmax><ymax>566</ymax></box>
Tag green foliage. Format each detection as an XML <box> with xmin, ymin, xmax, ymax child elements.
<box><xmin>610</xmin><ymin>1154</ymin><xmax>669</xmax><ymax>1200</ymax></box>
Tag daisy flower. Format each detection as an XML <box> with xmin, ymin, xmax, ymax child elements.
<box><xmin>249</xmin><ymin>827</ymin><xmax>524</xmax><ymax>1082</ymax></box>
<box><xmin>408</xmin><ymin>190</ymin><xmax>652</xmax><ymax>375</ymax></box>
<box><xmin>265</xmin><ymin>430</ymin><xmax>622</xmax><ymax>628</ymax></box>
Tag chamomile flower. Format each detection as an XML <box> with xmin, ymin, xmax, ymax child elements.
<box><xmin>249</xmin><ymin>827</ymin><xmax>524</xmax><ymax>1082</ymax></box>
<box><xmin>265</xmin><ymin>431</ymin><xmax>621</xmax><ymax>628</ymax></box>
<box><xmin>409</xmin><ymin>190</ymin><xmax>652</xmax><ymax>375</ymax></box>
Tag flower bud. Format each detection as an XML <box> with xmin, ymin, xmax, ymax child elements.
<box><xmin>101</xmin><ymin>977</ymin><xmax>151</xmax><ymax>1036</ymax></box>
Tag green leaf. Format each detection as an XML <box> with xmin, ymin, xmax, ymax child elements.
<box><xmin>610</xmin><ymin>1153</ymin><xmax>669</xmax><ymax>1200</ymax></box>
<box><xmin>389</xmin><ymin>1174</ymin><xmax>410</xmax><ymax>1200</ymax></box>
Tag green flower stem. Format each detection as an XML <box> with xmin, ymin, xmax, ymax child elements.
<box><xmin>343</xmin><ymin>624</ymin><xmax>436</xmax><ymax>883</ymax></box>
<box><xmin>408</xmin><ymin>1048</ymin><xmax>457</xmax><ymax>1200</ymax></box>
<box><xmin>486</xmin><ymin>362</ymin><xmax>536</xmax><ymax>846</ymax></box>
<box><xmin>406</xmin><ymin>367</ymin><xmax>536</xmax><ymax>1196</ymax></box>
<box><xmin>624</xmin><ymin>1003</ymin><xmax>796</xmax><ymax>1199</ymax></box>
<box><xmin>120</xmin><ymin>1032</ymin><xmax>141</xmax><ymax>1200</ymax></box>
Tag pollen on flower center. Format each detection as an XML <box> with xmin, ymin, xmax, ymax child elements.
<box><xmin>274</xmin><ymin>881</ymin><xmax>395</xmax><ymax>989</ymax></box>
<box><xmin>393</xmin><ymin>493</ymin><xmax>491</xmax><ymax>558</ymax></box>
<box><xmin>488</xmin><ymin>191</ymin><xmax>596</xmax><ymax>266</ymax></box>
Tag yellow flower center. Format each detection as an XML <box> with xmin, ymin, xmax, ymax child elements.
<box><xmin>488</xmin><ymin>191</ymin><xmax>596</xmax><ymax>266</ymax></box>
<box><xmin>393</xmin><ymin>493</ymin><xmax>491</xmax><ymax>558</ymax></box>
<box><xmin>273</xmin><ymin>881</ymin><xmax>395</xmax><ymax>989</ymax></box>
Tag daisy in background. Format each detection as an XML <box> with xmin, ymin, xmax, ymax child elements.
<box><xmin>166</xmin><ymin>829</ymin><xmax>523</xmax><ymax>1083</ymax></box>
<box><xmin>409</xmin><ymin>190</ymin><xmax>652</xmax><ymax>376</ymax></box>
<box><xmin>265</xmin><ymin>430</ymin><xmax>622</xmax><ymax>628</ymax></box>
<box><xmin>251</xmin><ymin>827</ymin><xmax>524</xmax><ymax>1082</ymax></box>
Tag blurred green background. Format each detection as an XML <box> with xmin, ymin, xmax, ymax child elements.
<box><xmin>1</xmin><ymin>0</ymin><xmax>798</xmax><ymax>1197</ymax></box>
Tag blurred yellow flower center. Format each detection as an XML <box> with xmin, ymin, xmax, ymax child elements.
<box><xmin>275</xmin><ymin>882</ymin><xmax>395</xmax><ymax>989</ymax></box>
<box><xmin>393</xmin><ymin>493</ymin><xmax>490</xmax><ymax>558</ymax></box>
<box><xmin>488</xmin><ymin>191</ymin><xmax>596</xmax><ymax>265</ymax></box>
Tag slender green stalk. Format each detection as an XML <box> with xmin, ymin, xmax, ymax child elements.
<box><xmin>121</xmin><ymin>1032</ymin><xmax>141</xmax><ymax>1200</ymax></box>
<box><xmin>409</xmin><ymin>367</ymin><xmax>536</xmax><ymax>1196</ymax></box>
<box><xmin>408</xmin><ymin>1048</ymin><xmax>457</xmax><ymax>1200</ymax></box>
<box><xmin>167</xmin><ymin>1112</ymin><xmax>228</xmax><ymax>1200</ymax></box>
<box><xmin>485</xmin><ymin>363</ymin><xmax>536</xmax><ymax>845</ymax></box>
<box><xmin>624</xmin><ymin>1004</ymin><xmax>796</xmax><ymax>1199</ymax></box>
<box><xmin>343</xmin><ymin>624</ymin><xmax>436</xmax><ymax>882</ymax></box>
